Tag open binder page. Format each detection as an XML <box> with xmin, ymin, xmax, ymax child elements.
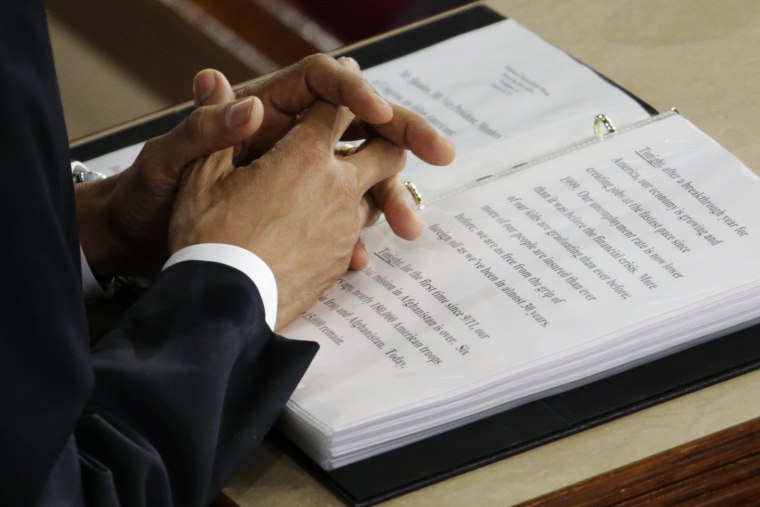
<box><xmin>281</xmin><ymin>113</ymin><xmax>760</xmax><ymax>469</ymax></box>
<box><xmin>363</xmin><ymin>19</ymin><xmax>652</xmax><ymax>199</ymax></box>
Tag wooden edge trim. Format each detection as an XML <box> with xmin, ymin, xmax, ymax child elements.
<box><xmin>518</xmin><ymin>416</ymin><xmax>760</xmax><ymax>506</ymax></box>
<box><xmin>68</xmin><ymin>100</ymin><xmax>192</xmax><ymax>148</ymax></box>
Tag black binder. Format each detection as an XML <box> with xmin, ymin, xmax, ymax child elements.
<box><xmin>71</xmin><ymin>5</ymin><xmax>760</xmax><ymax>506</ymax></box>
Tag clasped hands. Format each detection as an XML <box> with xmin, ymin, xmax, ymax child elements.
<box><xmin>76</xmin><ymin>55</ymin><xmax>454</xmax><ymax>329</ymax></box>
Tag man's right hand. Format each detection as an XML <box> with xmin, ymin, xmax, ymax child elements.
<box><xmin>169</xmin><ymin>100</ymin><xmax>406</xmax><ymax>329</ymax></box>
<box><xmin>195</xmin><ymin>60</ymin><xmax>456</xmax><ymax>270</ymax></box>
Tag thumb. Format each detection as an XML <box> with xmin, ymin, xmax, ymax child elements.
<box><xmin>193</xmin><ymin>68</ymin><xmax>236</xmax><ymax>107</ymax></box>
<box><xmin>142</xmin><ymin>96</ymin><xmax>264</xmax><ymax>172</ymax></box>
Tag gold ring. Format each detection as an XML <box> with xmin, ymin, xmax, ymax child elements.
<box><xmin>334</xmin><ymin>143</ymin><xmax>357</xmax><ymax>157</ymax></box>
<box><xmin>403</xmin><ymin>181</ymin><xmax>425</xmax><ymax>210</ymax></box>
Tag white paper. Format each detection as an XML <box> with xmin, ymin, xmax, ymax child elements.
<box><xmin>83</xmin><ymin>141</ymin><xmax>145</xmax><ymax>175</ymax></box>
<box><xmin>282</xmin><ymin>113</ymin><xmax>760</xmax><ymax>467</ymax></box>
<box><xmin>363</xmin><ymin>20</ymin><xmax>651</xmax><ymax>199</ymax></box>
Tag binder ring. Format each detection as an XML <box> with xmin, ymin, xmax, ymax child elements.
<box><xmin>594</xmin><ymin>114</ymin><xmax>616</xmax><ymax>139</ymax></box>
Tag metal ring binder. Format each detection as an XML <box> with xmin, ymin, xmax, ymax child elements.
<box><xmin>594</xmin><ymin>113</ymin><xmax>617</xmax><ymax>139</ymax></box>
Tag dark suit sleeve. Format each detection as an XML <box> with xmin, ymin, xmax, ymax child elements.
<box><xmin>0</xmin><ymin>1</ymin><xmax>318</xmax><ymax>505</ymax></box>
<box><xmin>76</xmin><ymin>261</ymin><xmax>318</xmax><ymax>506</ymax></box>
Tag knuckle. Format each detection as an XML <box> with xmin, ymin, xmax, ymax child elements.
<box><xmin>330</xmin><ymin>170</ymin><xmax>359</xmax><ymax>205</ymax></box>
<box><xmin>342</xmin><ymin>175</ymin><xmax>360</xmax><ymax>199</ymax></box>
<box><xmin>391</xmin><ymin>144</ymin><xmax>407</xmax><ymax>163</ymax></box>
<box><xmin>395</xmin><ymin>148</ymin><xmax>408</xmax><ymax>172</ymax></box>
<box><xmin>299</xmin><ymin>141</ymin><xmax>330</xmax><ymax>166</ymax></box>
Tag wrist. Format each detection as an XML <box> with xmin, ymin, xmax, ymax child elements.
<box><xmin>75</xmin><ymin>173</ymin><xmax>124</xmax><ymax>278</ymax></box>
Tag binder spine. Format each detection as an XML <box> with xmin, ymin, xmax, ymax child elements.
<box><xmin>426</xmin><ymin>109</ymin><xmax>682</xmax><ymax>206</ymax></box>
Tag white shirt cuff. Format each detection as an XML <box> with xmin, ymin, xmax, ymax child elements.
<box><xmin>162</xmin><ymin>244</ymin><xmax>278</xmax><ymax>330</ymax></box>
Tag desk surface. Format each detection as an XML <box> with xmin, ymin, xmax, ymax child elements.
<box><xmin>223</xmin><ymin>1</ymin><xmax>760</xmax><ymax>505</ymax></box>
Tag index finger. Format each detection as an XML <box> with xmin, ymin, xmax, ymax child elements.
<box><xmin>236</xmin><ymin>54</ymin><xmax>394</xmax><ymax>125</ymax></box>
<box><xmin>345</xmin><ymin>103</ymin><xmax>456</xmax><ymax>166</ymax></box>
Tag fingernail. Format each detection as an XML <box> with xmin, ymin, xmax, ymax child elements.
<box><xmin>338</xmin><ymin>56</ymin><xmax>361</xmax><ymax>72</ymax></box>
<box><xmin>367</xmin><ymin>83</ymin><xmax>391</xmax><ymax>109</ymax></box>
<box><xmin>226</xmin><ymin>97</ymin><xmax>253</xmax><ymax>127</ymax></box>
<box><xmin>194</xmin><ymin>70</ymin><xmax>216</xmax><ymax>105</ymax></box>
<box><xmin>442</xmin><ymin>137</ymin><xmax>456</xmax><ymax>155</ymax></box>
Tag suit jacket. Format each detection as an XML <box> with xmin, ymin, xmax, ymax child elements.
<box><xmin>0</xmin><ymin>2</ymin><xmax>317</xmax><ymax>505</ymax></box>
